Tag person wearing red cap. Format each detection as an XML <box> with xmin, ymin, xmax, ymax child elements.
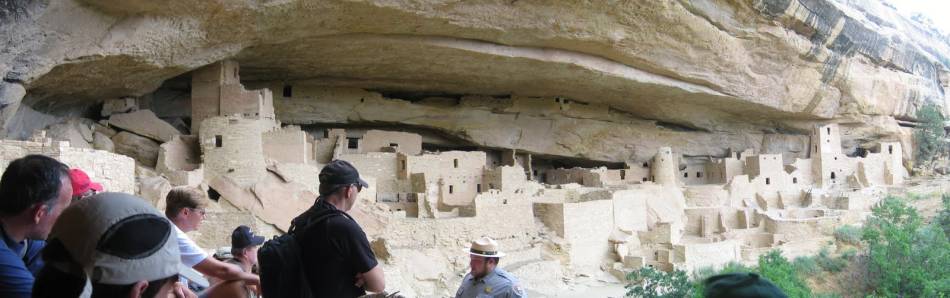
<box><xmin>68</xmin><ymin>169</ymin><xmax>103</xmax><ymax>202</ymax></box>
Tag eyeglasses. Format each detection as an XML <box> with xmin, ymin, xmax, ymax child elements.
<box><xmin>189</xmin><ymin>208</ymin><xmax>206</xmax><ymax>216</ymax></box>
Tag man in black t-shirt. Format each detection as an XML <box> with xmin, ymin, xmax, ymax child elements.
<box><xmin>295</xmin><ymin>160</ymin><xmax>385</xmax><ymax>298</ymax></box>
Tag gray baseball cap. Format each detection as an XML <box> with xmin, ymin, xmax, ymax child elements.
<box><xmin>48</xmin><ymin>192</ymin><xmax>180</xmax><ymax>285</ymax></box>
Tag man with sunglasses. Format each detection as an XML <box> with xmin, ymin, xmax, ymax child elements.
<box><xmin>165</xmin><ymin>187</ymin><xmax>259</xmax><ymax>295</ymax></box>
<box><xmin>293</xmin><ymin>159</ymin><xmax>385</xmax><ymax>297</ymax></box>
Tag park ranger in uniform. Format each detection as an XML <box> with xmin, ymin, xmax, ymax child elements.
<box><xmin>455</xmin><ymin>237</ymin><xmax>526</xmax><ymax>298</ymax></box>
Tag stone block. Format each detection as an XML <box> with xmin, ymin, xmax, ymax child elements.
<box><xmin>112</xmin><ymin>131</ymin><xmax>160</xmax><ymax>167</ymax></box>
<box><xmin>101</xmin><ymin>97</ymin><xmax>139</xmax><ymax>117</ymax></box>
<box><xmin>109</xmin><ymin>109</ymin><xmax>182</xmax><ymax>142</ymax></box>
<box><xmin>92</xmin><ymin>131</ymin><xmax>114</xmax><ymax>152</ymax></box>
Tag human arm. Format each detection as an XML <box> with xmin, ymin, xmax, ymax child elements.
<box><xmin>200</xmin><ymin>280</ymin><xmax>249</xmax><ymax>298</ymax></box>
<box><xmin>355</xmin><ymin>265</ymin><xmax>386</xmax><ymax>293</ymax></box>
<box><xmin>193</xmin><ymin>257</ymin><xmax>260</xmax><ymax>287</ymax></box>
<box><xmin>0</xmin><ymin>247</ymin><xmax>34</xmax><ymax>298</ymax></box>
<box><xmin>340</xmin><ymin>219</ymin><xmax>385</xmax><ymax>293</ymax></box>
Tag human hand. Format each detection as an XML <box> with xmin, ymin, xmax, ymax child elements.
<box><xmin>244</xmin><ymin>273</ymin><xmax>261</xmax><ymax>287</ymax></box>
<box><xmin>355</xmin><ymin>272</ymin><xmax>366</xmax><ymax>288</ymax></box>
<box><xmin>171</xmin><ymin>282</ymin><xmax>198</xmax><ymax>298</ymax></box>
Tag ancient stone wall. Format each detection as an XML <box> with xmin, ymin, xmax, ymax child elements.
<box><xmin>360</xmin><ymin>130</ymin><xmax>422</xmax><ymax>155</ymax></box>
<box><xmin>0</xmin><ymin>137</ymin><xmax>135</xmax><ymax>194</ymax></box>
<box><xmin>262</xmin><ymin>126</ymin><xmax>312</xmax><ymax>164</ymax></box>
<box><xmin>199</xmin><ymin>116</ymin><xmax>267</xmax><ymax>187</ymax></box>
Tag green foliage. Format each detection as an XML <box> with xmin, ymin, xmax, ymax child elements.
<box><xmin>626</xmin><ymin>267</ymin><xmax>694</xmax><ymax>298</ymax></box>
<box><xmin>940</xmin><ymin>194</ymin><xmax>950</xmax><ymax>238</ymax></box>
<box><xmin>834</xmin><ymin>225</ymin><xmax>863</xmax><ymax>246</ymax></box>
<box><xmin>861</xmin><ymin>197</ymin><xmax>950</xmax><ymax>297</ymax></box>
<box><xmin>792</xmin><ymin>256</ymin><xmax>820</xmax><ymax>276</ymax></box>
<box><xmin>814</xmin><ymin>247</ymin><xmax>848</xmax><ymax>273</ymax></box>
<box><xmin>913</xmin><ymin>103</ymin><xmax>947</xmax><ymax>165</ymax></box>
<box><xmin>757</xmin><ymin>250</ymin><xmax>812</xmax><ymax>298</ymax></box>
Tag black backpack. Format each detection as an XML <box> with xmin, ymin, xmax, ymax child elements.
<box><xmin>258</xmin><ymin>209</ymin><xmax>340</xmax><ymax>298</ymax></box>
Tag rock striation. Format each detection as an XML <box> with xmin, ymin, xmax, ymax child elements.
<box><xmin>0</xmin><ymin>0</ymin><xmax>946</xmax><ymax>161</ymax></box>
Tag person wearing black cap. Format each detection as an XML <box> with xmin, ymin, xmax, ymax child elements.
<box><xmin>292</xmin><ymin>159</ymin><xmax>384</xmax><ymax>297</ymax></box>
<box><xmin>703</xmin><ymin>272</ymin><xmax>788</xmax><ymax>298</ymax></box>
<box><xmin>207</xmin><ymin>225</ymin><xmax>264</xmax><ymax>298</ymax></box>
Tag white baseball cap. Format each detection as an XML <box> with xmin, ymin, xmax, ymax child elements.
<box><xmin>48</xmin><ymin>192</ymin><xmax>180</xmax><ymax>285</ymax></box>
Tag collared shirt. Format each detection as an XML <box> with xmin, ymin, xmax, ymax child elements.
<box><xmin>0</xmin><ymin>224</ymin><xmax>45</xmax><ymax>298</ymax></box>
<box><xmin>455</xmin><ymin>268</ymin><xmax>527</xmax><ymax>298</ymax></box>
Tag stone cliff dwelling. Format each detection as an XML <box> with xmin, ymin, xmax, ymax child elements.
<box><xmin>1</xmin><ymin>0</ymin><xmax>948</xmax><ymax>296</ymax></box>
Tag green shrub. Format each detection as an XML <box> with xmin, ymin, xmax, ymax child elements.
<box><xmin>792</xmin><ymin>256</ymin><xmax>820</xmax><ymax>276</ymax></box>
<box><xmin>861</xmin><ymin>197</ymin><xmax>950</xmax><ymax>297</ymax></box>
<box><xmin>913</xmin><ymin>103</ymin><xmax>947</xmax><ymax>166</ymax></box>
<box><xmin>626</xmin><ymin>267</ymin><xmax>694</xmax><ymax>298</ymax></box>
<box><xmin>839</xmin><ymin>247</ymin><xmax>857</xmax><ymax>260</ymax></box>
<box><xmin>757</xmin><ymin>250</ymin><xmax>812</xmax><ymax>298</ymax></box>
<box><xmin>834</xmin><ymin>225</ymin><xmax>863</xmax><ymax>246</ymax></box>
<box><xmin>814</xmin><ymin>247</ymin><xmax>848</xmax><ymax>273</ymax></box>
<box><xmin>940</xmin><ymin>194</ymin><xmax>950</xmax><ymax>238</ymax></box>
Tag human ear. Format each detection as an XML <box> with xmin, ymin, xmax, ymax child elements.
<box><xmin>31</xmin><ymin>203</ymin><xmax>48</xmax><ymax>224</ymax></box>
<box><xmin>129</xmin><ymin>280</ymin><xmax>149</xmax><ymax>298</ymax></box>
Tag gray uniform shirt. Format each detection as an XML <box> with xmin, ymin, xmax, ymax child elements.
<box><xmin>455</xmin><ymin>268</ymin><xmax>526</xmax><ymax>298</ymax></box>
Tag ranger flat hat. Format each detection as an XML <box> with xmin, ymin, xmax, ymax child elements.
<box><xmin>465</xmin><ymin>237</ymin><xmax>506</xmax><ymax>257</ymax></box>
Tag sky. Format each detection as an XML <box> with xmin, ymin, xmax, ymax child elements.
<box><xmin>887</xmin><ymin>0</ymin><xmax>950</xmax><ymax>35</ymax></box>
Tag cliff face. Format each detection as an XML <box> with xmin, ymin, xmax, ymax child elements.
<box><xmin>1</xmin><ymin>0</ymin><xmax>947</xmax><ymax>162</ymax></box>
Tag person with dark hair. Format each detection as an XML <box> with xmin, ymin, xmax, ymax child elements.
<box><xmin>292</xmin><ymin>159</ymin><xmax>384</xmax><ymax>297</ymax></box>
<box><xmin>32</xmin><ymin>192</ymin><xmax>193</xmax><ymax>298</ymax></box>
<box><xmin>703</xmin><ymin>272</ymin><xmax>787</xmax><ymax>298</ymax></box>
<box><xmin>0</xmin><ymin>155</ymin><xmax>71</xmax><ymax>297</ymax></box>
<box><xmin>164</xmin><ymin>187</ymin><xmax>259</xmax><ymax>293</ymax></box>
<box><xmin>68</xmin><ymin>168</ymin><xmax>103</xmax><ymax>201</ymax></box>
<box><xmin>455</xmin><ymin>237</ymin><xmax>525</xmax><ymax>298</ymax></box>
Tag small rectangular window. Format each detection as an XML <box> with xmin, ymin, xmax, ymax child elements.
<box><xmin>401</xmin><ymin>160</ymin><xmax>407</xmax><ymax>170</ymax></box>
<box><xmin>214</xmin><ymin>135</ymin><xmax>223</xmax><ymax>148</ymax></box>
<box><xmin>765</xmin><ymin>178</ymin><xmax>771</xmax><ymax>185</ymax></box>
<box><xmin>282</xmin><ymin>85</ymin><xmax>292</xmax><ymax>97</ymax></box>
<box><xmin>347</xmin><ymin>138</ymin><xmax>359</xmax><ymax>149</ymax></box>
<box><xmin>449</xmin><ymin>185</ymin><xmax>454</xmax><ymax>194</ymax></box>
<box><xmin>477</xmin><ymin>184</ymin><xmax>482</xmax><ymax>193</ymax></box>
<box><xmin>453</xmin><ymin>159</ymin><xmax>459</xmax><ymax>168</ymax></box>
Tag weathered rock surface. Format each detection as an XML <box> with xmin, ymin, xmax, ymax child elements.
<box><xmin>0</xmin><ymin>82</ymin><xmax>26</xmax><ymax>138</ymax></box>
<box><xmin>0</xmin><ymin>0</ymin><xmax>950</xmax><ymax>161</ymax></box>
<box><xmin>108</xmin><ymin>109</ymin><xmax>181</xmax><ymax>142</ymax></box>
<box><xmin>44</xmin><ymin>118</ymin><xmax>94</xmax><ymax>149</ymax></box>
<box><xmin>112</xmin><ymin>131</ymin><xmax>160</xmax><ymax>167</ymax></box>
<box><xmin>2</xmin><ymin>0</ymin><xmax>949</xmax><ymax>161</ymax></box>
<box><xmin>92</xmin><ymin>131</ymin><xmax>114</xmax><ymax>152</ymax></box>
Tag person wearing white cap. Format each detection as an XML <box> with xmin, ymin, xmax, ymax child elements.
<box><xmin>31</xmin><ymin>192</ymin><xmax>193</xmax><ymax>298</ymax></box>
<box><xmin>455</xmin><ymin>237</ymin><xmax>526</xmax><ymax>298</ymax></box>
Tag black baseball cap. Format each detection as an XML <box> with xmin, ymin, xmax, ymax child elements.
<box><xmin>319</xmin><ymin>160</ymin><xmax>370</xmax><ymax>193</ymax></box>
<box><xmin>231</xmin><ymin>225</ymin><xmax>265</xmax><ymax>249</ymax></box>
<box><xmin>703</xmin><ymin>273</ymin><xmax>788</xmax><ymax>298</ymax></box>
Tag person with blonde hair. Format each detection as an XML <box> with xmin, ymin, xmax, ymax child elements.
<box><xmin>164</xmin><ymin>187</ymin><xmax>259</xmax><ymax>294</ymax></box>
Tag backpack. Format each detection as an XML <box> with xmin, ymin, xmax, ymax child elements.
<box><xmin>258</xmin><ymin>209</ymin><xmax>340</xmax><ymax>298</ymax></box>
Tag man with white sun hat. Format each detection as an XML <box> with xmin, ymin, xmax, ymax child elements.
<box><xmin>455</xmin><ymin>237</ymin><xmax>526</xmax><ymax>298</ymax></box>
